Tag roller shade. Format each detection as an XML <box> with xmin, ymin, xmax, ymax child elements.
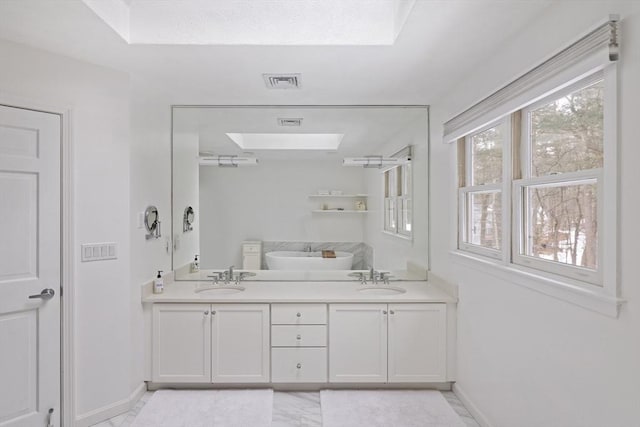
<box><xmin>443</xmin><ymin>15</ymin><xmax>619</xmax><ymax>143</ymax></box>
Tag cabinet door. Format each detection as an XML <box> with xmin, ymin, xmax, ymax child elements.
<box><xmin>152</xmin><ymin>304</ymin><xmax>211</xmax><ymax>383</ymax></box>
<box><xmin>388</xmin><ymin>304</ymin><xmax>447</xmax><ymax>382</ymax></box>
<box><xmin>329</xmin><ymin>304</ymin><xmax>387</xmax><ymax>382</ymax></box>
<box><xmin>211</xmin><ymin>304</ymin><xmax>270</xmax><ymax>383</ymax></box>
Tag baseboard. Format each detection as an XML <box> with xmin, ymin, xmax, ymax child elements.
<box><xmin>147</xmin><ymin>382</ymin><xmax>453</xmax><ymax>391</ymax></box>
<box><xmin>452</xmin><ymin>383</ymin><xmax>493</xmax><ymax>427</ymax></box>
<box><xmin>74</xmin><ymin>382</ymin><xmax>146</xmax><ymax>427</ymax></box>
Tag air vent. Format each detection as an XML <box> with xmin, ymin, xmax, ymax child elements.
<box><xmin>263</xmin><ymin>73</ymin><xmax>302</xmax><ymax>89</ymax></box>
<box><xmin>278</xmin><ymin>118</ymin><xmax>303</xmax><ymax>127</ymax></box>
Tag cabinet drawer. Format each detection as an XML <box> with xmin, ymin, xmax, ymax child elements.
<box><xmin>271</xmin><ymin>304</ymin><xmax>327</xmax><ymax>325</ymax></box>
<box><xmin>271</xmin><ymin>325</ymin><xmax>326</xmax><ymax>347</ymax></box>
<box><xmin>272</xmin><ymin>348</ymin><xmax>327</xmax><ymax>383</ymax></box>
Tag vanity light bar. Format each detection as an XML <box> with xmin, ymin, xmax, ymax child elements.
<box><xmin>343</xmin><ymin>156</ymin><xmax>404</xmax><ymax>168</ymax></box>
<box><xmin>199</xmin><ymin>155</ymin><xmax>258</xmax><ymax>167</ymax></box>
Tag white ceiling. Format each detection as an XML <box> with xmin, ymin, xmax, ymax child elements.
<box><xmin>0</xmin><ymin>0</ymin><xmax>555</xmax><ymax>105</ymax></box>
<box><xmin>83</xmin><ymin>0</ymin><xmax>416</xmax><ymax>45</ymax></box>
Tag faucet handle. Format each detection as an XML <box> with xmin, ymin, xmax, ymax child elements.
<box><xmin>380</xmin><ymin>272</ymin><xmax>392</xmax><ymax>285</ymax></box>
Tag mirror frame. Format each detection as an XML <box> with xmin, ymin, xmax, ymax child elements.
<box><xmin>170</xmin><ymin>105</ymin><xmax>430</xmax><ymax>280</ymax></box>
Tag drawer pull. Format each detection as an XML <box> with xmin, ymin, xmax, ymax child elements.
<box><xmin>296</xmin><ymin>363</ymin><xmax>302</xmax><ymax>369</ymax></box>
<box><xmin>296</xmin><ymin>334</ymin><xmax>302</xmax><ymax>340</ymax></box>
<box><xmin>204</xmin><ymin>310</ymin><xmax>209</xmax><ymax>315</ymax></box>
<box><xmin>296</xmin><ymin>312</ymin><xmax>302</xmax><ymax>318</ymax></box>
<box><xmin>382</xmin><ymin>310</ymin><xmax>388</xmax><ymax>315</ymax></box>
<box><xmin>212</xmin><ymin>311</ymin><xmax>216</xmax><ymax>315</ymax></box>
<box><xmin>390</xmin><ymin>310</ymin><xmax>395</xmax><ymax>315</ymax></box>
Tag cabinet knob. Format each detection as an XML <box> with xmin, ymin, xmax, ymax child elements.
<box><xmin>204</xmin><ymin>310</ymin><xmax>209</xmax><ymax>315</ymax></box>
<box><xmin>296</xmin><ymin>363</ymin><xmax>302</xmax><ymax>369</ymax></box>
<box><xmin>382</xmin><ymin>310</ymin><xmax>388</xmax><ymax>315</ymax></box>
<box><xmin>296</xmin><ymin>312</ymin><xmax>302</xmax><ymax>318</ymax></box>
<box><xmin>212</xmin><ymin>310</ymin><xmax>216</xmax><ymax>315</ymax></box>
<box><xmin>296</xmin><ymin>334</ymin><xmax>302</xmax><ymax>340</ymax></box>
<box><xmin>390</xmin><ymin>310</ymin><xmax>395</xmax><ymax>315</ymax></box>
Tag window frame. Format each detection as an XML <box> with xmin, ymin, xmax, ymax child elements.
<box><xmin>382</xmin><ymin>161</ymin><xmax>413</xmax><ymax>240</ymax></box>
<box><xmin>458</xmin><ymin>118</ymin><xmax>511</xmax><ymax>260</ymax></box>
<box><xmin>512</xmin><ymin>170</ymin><xmax>602</xmax><ymax>285</ymax></box>
<box><xmin>454</xmin><ymin>65</ymin><xmax>618</xmax><ymax>305</ymax></box>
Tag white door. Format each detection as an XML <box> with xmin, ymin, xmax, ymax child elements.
<box><xmin>0</xmin><ymin>105</ymin><xmax>61</xmax><ymax>427</ymax></box>
<box><xmin>329</xmin><ymin>304</ymin><xmax>387</xmax><ymax>383</ymax></box>
<box><xmin>388</xmin><ymin>304</ymin><xmax>447</xmax><ymax>382</ymax></box>
<box><xmin>211</xmin><ymin>304</ymin><xmax>270</xmax><ymax>383</ymax></box>
<box><xmin>152</xmin><ymin>304</ymin><xmax>211</xmax><ymax>383</ymax></box>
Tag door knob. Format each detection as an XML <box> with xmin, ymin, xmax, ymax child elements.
<box><xmin>28</xmin><ymin>288</ymin><xmax>55</xmax><ymax>301</ymax></box>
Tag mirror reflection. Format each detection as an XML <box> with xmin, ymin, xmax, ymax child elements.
<box><xmin>172</xmin><ymin>106</ymin><xmax>429</xmax><ymax>281</ymax></box>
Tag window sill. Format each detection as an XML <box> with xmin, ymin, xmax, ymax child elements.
<box><xmin>381</xmin><ymin>230</ymin><xmax>413</xmax><ymax>242</ymax></box>
<box><xmin>450</xmin><ymin>250</ymin><xmax>624</xmax><ymax>318</ymax></box>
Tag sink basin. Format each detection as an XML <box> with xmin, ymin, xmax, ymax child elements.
<box><xmin>357</xmin><ymin>286</ymin><xmax>406</xmax><ymax>295</ymax></box>
<box><xmin>195</xmin><ymin>286</ymin><xmax>246</xmax><ymax>295</ymax></box>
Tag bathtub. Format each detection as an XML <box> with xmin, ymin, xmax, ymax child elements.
<box><xmin>265</xmin><ymin>251</ymin><xmax>354</xmax><ymax>270</ymax></box>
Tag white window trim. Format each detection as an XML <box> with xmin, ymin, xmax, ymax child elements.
<box><xmin>458</xmin><ymin>118</ymin><xmax>510</xmax><ymax>260</ymax></box>
<box><xmin>512</xmin><ymin>170</ymin><xmax>602</xmax><ymax>285</ymax></box>
<box><xmin>452</xmin><ymin>65</ymin><xmax>621</xmax><ymax>317</ymax></box>
<box><xmin>450</xmin><ymin>249</ymin><xmax>624</xmax><ymax>318</ymax></box>
<box><xmin>382</xmin><ymin>162</ymin><xmax>413</xmax><ymax>241</ymax></box>
<box><xmin>458</xmin><ymin>185</ymin><xmax>502</xmax><ymax>260</ymax></box>
<box><xmin>519</xmin><ymin>71</ymin><xmax>606</xmax><ymax>176</ymax></box>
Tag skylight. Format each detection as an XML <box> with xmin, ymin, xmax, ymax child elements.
<box><xmin>82</xmin><ymin>0</ymin><xmax>416</xmax><ymax>45</ymax></box>
<box><xmin>226</xmin><ymin>133</ymin><xmax>344</xmax><ymax>151</ymax></box>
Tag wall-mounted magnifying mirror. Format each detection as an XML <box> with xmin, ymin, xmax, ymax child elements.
<box><xmin>144</xmin><ymin>205</ymin><xmax>161</xmax><ymax>240</ymax></box>
<box><xmin>183</xmin><ymin>206</ymin><xmax>195</xmax><ymax>232</ymax></box>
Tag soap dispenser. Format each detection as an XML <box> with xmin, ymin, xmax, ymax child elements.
<box><xmin>153</xmin><ymin>271</ymin><xmax>164</xmax><ymax>294</ymax></box>
<box><xmin>191</xmin><ymin>255</ymin><xmax>200</xmax><ymax>273</ymax></box>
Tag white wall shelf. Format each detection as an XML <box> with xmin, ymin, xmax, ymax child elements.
<box><xmin>308</xmin><ymin>194</ymin><xmax>368</xmax><ymax>198</ymax></box>
<box><xmin>311</xmin><ymin>210</ymin><xmax>368</xmax><ymax>214</ymax></box>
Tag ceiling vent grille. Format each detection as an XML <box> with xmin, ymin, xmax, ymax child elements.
<box><xmin>263</xmin><ymin>73</ymin><xmax>302</xmax><ymax>89</ymax></box>
<box><xmin>278</xmin><ymin>118</ymin><xmax>303</xmax><ymax>127</ymax></box>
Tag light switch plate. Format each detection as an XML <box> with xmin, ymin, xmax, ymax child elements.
<box><xmin>81</xmin><ymin>243</ymin><xmax>117</xmax><ymax>262</ymax></box>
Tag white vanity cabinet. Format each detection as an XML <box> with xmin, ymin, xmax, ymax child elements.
<box><xmin>271</xmin><ymin>304</ymin><xmax>328</xmax><ymax>383</ymax></box>
<box><xmin>152</xmin><ymin>303</ymin><xmax>270</xmax><ymax>383</ymax></box>
<box><xmin>329</xmin><ymin>303</ymin><xmax>447</xmax><ymax>383</ymax></box>
<box><xmin>152</xmin><ymin>304</ymin><xmax>211</xmax><ymax>383</ymax></box>
<box><xmin>329</xmin><ymin>304</ymin><xmax>388</xmax><ymax>382</ymax></box>
<box><xmin>211</xmin><ymin>304</ymin><xmax>270</xmax><ymax>383</ymax></box>
<box><xmin>387</xmin><ymin>303</ymin><xmax>447</xmax><ymax>382</ymax></box>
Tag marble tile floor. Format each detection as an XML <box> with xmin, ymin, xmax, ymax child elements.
<box><xmin>91</xmin><ymin>390</ymin><xmax>479</xmax><ymax>427</ymax></box>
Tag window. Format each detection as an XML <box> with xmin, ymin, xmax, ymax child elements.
<box><xmin>384</xmin><ymin>162</ymin><xmax>412</xmax><ymax>238</ymax></box>
<box><xmin>458</xmin><ymin>120</ymin><xmax>507</xmax><ymax>258</ymax></box>
<box><xmin>514</xmin><ymin>76</ymin><xmax>604</xmax><ymax>283</ymax></box>
<box><xmin>457</xmin><ymin>70</ymin><xmax>613</xmax><ymax>287</ymax></box>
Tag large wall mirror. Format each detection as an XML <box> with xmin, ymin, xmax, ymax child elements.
<box><xmin>172</xmin><ymin>106</ymin><xmax>429</xmax><ymax>281</ymax></box>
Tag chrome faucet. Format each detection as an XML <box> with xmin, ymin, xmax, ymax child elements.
<box><xmin>380</xmin><ymin>272</ymin><xmax>391</xmax><ymax>285</ymax></box>
<box><xmin>224</xmin><ymin>265</ymin><xmax>234</xmax><ymax>284</ymax></box>
<box><xmin>369</xmin><ymin>267</ymin><xmax>378</xmax><ymax>284</ymax></box>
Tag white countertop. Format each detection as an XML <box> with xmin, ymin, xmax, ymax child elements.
<box><xmin>174</xmin><ymin>269</ymin><xmax>427</xmax><ymax>282</ymax></box>
<box><xmin>142</xmin><ymin>280</ymin><xmax>456</xmax><ymax>304</ymax></box>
